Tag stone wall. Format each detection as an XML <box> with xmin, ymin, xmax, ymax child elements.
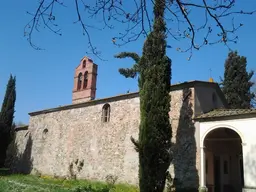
<box><xmin>14</xmin><ymin>88</ymin><xmax>200</xmax><ymax>189</ymax></box>
<box><xmin>169</xmin><ymin>88</ymin><xmax>200</xmax><ymax>189</ymax></box>
<box><xmin>9</xmin><ymin>127</ymin><xmax>32</xmax><ymax>173</ymax></box>
<box><xmin>23</xmin><ymin>95</ymin><xmax>140</xmax><ymax>184</ymax></box>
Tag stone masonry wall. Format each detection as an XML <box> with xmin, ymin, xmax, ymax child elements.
<box><xmin>9</xmin><ymin>127</ymin><xmax>32</xmax><ymax>173</ymax></box>
<box><xmin>14</xmin><ymin>88</ymin><xmax>200</xmax><ymax>188</ymax></box>
<box><xmin>28</xmin><ymin>96</ymin><xmax>140</xmax><ymax>185</ymax></box>
<box><xmin>169</xmin><ymin>88</ymin><xmax>200</xmax><ymax>189</ymax></box>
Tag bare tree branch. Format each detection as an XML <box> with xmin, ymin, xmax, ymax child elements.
<box><xmin>25</xmin><ymin>0</ymin><xmax>255</xmax><ymax>59</ymax></box>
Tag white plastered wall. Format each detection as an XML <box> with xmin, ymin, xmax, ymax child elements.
<box><xmin>199</xmin><ymin>117</ymin><xmax>256</xmax><ymax>188</ymax></box>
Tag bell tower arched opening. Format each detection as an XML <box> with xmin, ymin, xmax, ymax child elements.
<box><xmin>83</xmin><ymin>71</ymin><xmax>88</xmax><ymax>89</ymax></box>
<box><xmin>77</xmin><ymin>72</ymin><xmax>82</xmax><ymax>90</ymax></box>
<box><xmin>72</xmin><ymin>57</ymin><xmax>98</xmax><ymax>104</ymax></box>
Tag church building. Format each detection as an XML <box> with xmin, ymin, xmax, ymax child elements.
<box><xmin>13</xmin><ymin>57</ymin><xmax>256</xmax><ymax>192</ymax></box>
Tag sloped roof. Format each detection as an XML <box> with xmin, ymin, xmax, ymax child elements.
<box><xmin>195</xmin><ymin>109</ymin><xmax>256</xmax><ymax>121</ymax></box>
<box><xmin>29</xmin><ymin>80</ymin><xmax>224</xmax><ymax>116</ymax></box>
<box><xmin>15</xmin><ymin>125</ymin><xmax>29</xmax><ymax>131</ymax></box>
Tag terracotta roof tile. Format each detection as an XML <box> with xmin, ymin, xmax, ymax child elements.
<box><xmin>195</xmin><ymin>109</ymin><xmax>256</xmax><ymax>120</ymax></box>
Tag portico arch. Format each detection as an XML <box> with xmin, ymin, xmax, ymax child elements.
<box><xmin>201</xmin><ymin>124</ymin><xmax>245</xmax><ymax>147</ymax></box>
<box><xmin>202</xmin><ymin>127</ymin><xmax>244</xmax><ymax>192</ymax></box>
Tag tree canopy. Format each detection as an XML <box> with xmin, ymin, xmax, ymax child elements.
<box><xmin>114</xmin><ymin>52</ymin><xmax>140</xmax><ymax>78</ymax></box>
<box><xmin>0</xmin><ymin>75</ymin><xmax>16</xmax><ymax>167</ymax></box>
<box><xmin>134</xmin><ymin>0</ymin><xmax>172</xmax><ymax>191</ymax></box>
<box><xmin>0</xmin><ymin>75</ymin><xmax>16</xmax><ymax>133</ymax></box>
<box><xmin>221</xmin><ymin>51</ymin><xmax>255</xmax><ymax>109</ymax></box>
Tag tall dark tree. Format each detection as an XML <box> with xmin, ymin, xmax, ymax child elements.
<box><xmin>221</xmin><ymin>51</ymin><xmax>255</xmax><ymax>109</ymax></box>
<box><xmin>0</xmin><ymin>75</ymin><xmax>16</xmax><ymax>167</ymax></box>
<box><xmin>132</xmin><ymin>0</ymin><xmax>172</xmax><ymax>191</ymax></box>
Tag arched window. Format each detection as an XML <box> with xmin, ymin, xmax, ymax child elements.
<box><xmin>102</xmin><ymin>103</ymin><xmax>110</xmax><ymax>122</ymax></box>
<box><xmin>83</xmin><ymin>71</ymin><xmax>88</xmax><ymax>89</ymax></box>
<box><xmin>77</xmin><ymin>72</ymin><xmax>82</xmax><ymax>90</ymax></box>
<box><xmin>82</xmin><ymin>60</ymin><xmax>86</xmax><ymax>68</ymax></box>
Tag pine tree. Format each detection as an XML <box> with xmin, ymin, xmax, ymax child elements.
<box><xmin>0</xmin><ymin>75</ymin><xmax>16</xmax><ymax>167</ymax></box>
<box><xmin>134</xmin><ymin>0</ymin><xmax>172</xmax><ymax>191</ymax></box>
<box><xmin>221</xmin><ymin>51</ymin><xmax>254</xmax><ymax>109</ymax></box>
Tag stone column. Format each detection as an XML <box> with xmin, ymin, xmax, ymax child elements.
<box><xmin>199</xmin><ymin>146</ymin><xmax>207</xmax><ymax>192</ymax></box>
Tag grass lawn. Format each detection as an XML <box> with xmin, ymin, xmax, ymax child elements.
<box><xmin>0</xmin><ymin>174</ymin><xmax>138</xmax><ymax>192</ymax></box>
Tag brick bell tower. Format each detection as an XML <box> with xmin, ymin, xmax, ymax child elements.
<box><xmin>72</xmin><ymin>56</ymin><xmax>98</xmax><ymax>104</ymax></box>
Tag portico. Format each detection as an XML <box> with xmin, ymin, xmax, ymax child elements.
<box><xmin>196</xmin><ymin>109</ymin><xmax>256</xmax><ymax>192</ymax></box>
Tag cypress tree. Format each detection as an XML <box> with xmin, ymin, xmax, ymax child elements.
<box><xmin>0</xmin><ymin>75</ymin><xmax>16</xmax><ymax>167</ymax></box>
<box><xmin>135</xmin><ymin>0</ymin><xmax>172</xmax><ymax>191</ymax></box>
<box><xmin>114</xmin><ymin>52</ymin><xmax>141</xmax><ymax>78</ymax></box>
<box><xmin>221</xmin><ymin>51</ymin><xmax>254</xmax><ymax>109</ymax></box>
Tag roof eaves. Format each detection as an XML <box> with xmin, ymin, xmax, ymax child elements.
<box><xmin>29</xmin><ymin>91</ymin><xmax>139</xmax><ymax>116</ymax></box>
<box><xmin>194</xmin><ymin>109</ymin><xmax>256</xmax><ymax>122</ymax></box>
<box><xmin>28</xmin><ymin>80</ymin><xmax>220</xmax><ymax>117</ymax></box>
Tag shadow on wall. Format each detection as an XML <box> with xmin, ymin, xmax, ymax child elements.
<box><xmin>5</xmin><ymin>132</ymin><xmax>33</xmax><ymax>174</ymax></box>
<box><xmin>171</xmin><ymin>88</ymin><xmax>199</xmax><ymax>192</ymax></box>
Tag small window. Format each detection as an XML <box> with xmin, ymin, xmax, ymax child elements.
<box><xmin>83</xmin><ymin>60</ymin><xmax>86</xmax><ymax>68</ymax></box>
<box><xmin>77</xmin><ymin>72</ymin><xmax>83</xmax><ymax>90</ymax></box>
<box><xmin>83</xmin><ymin>71</ymin><xmax>88</xmax><ymax>89</ymax></box>
<box><xmin>42</xmin><ymin>128</ymin><xmax>48</xmax><ymax>139</ymax></box>
<box><xmin>102</xmin><ymin>104</ymin><xmax>110</xmax><ymax>122</ymax></box>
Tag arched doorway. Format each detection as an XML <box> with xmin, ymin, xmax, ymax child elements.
<box><xmin>204</xmin><ymin>128</ymin><xmax>244</xmax><ymax>192</ymax></box>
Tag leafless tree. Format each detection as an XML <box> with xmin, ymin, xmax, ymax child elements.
<box><xmin>25</xmin><ymin>0</ymin><xmax>255</xmax><ymax>59</ymax></box>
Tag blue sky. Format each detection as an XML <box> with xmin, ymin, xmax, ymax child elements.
<box><xmin>1</xmin><ymin>1</ymin><xmax>256</xmax><ymax>124</ymax></box>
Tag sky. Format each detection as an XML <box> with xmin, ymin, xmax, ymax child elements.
<box><xmin>1</xmin><ymin>1</ymin><xmax>256</xmax><ymax>124</ymax></box>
